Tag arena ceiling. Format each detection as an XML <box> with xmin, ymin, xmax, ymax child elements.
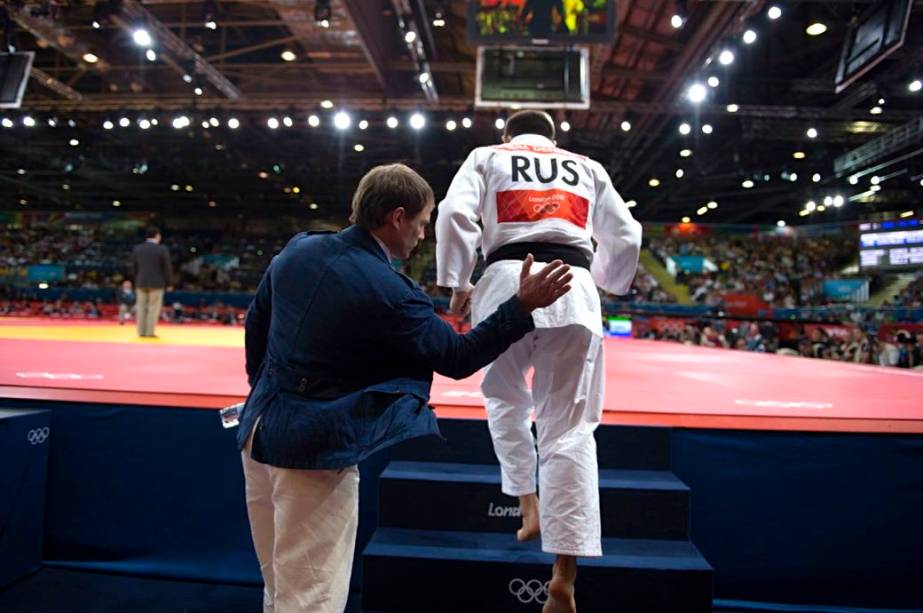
<box><xmin>0</xmin><ymin>0</ymin><xmax>921</xmax><ymax>226</ymax></box>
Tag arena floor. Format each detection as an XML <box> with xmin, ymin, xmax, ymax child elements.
<box><xmin>2</xmin><ymin>317</ymin><xmax>921</xmax><ymax>433</ymax></box>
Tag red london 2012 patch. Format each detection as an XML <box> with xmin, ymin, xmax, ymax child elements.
<box><xmin>496</xmin><ymin>189</ymin><xmax>589</xmax><ymax>228</ymax></box>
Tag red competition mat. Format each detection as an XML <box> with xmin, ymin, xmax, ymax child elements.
<box><xmin>1</xmin><ymin>336</ymin><xmax>921</xmax><ymax>433</ymax></box>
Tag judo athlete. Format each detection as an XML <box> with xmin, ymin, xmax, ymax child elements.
<box><xmin>435</xmin><ymin>110</ymin><xmax>642</xmax><ymax>613</ymax></box>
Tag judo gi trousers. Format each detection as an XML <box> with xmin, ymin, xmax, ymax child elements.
<box><xmin>481</xmin><ymin>324</ymin><xmax>604</xmax><ymax>557</ymax></box>
<box><xmin>242</xmin><ymin>423</ymin><xmax>359</xmax><ymax>613</ymax></box>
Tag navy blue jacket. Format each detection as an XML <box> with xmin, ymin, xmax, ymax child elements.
<box><xmin>237</xmin><ymin>225</ymin><xmax>535</xmax><ymax>469</ymax></box>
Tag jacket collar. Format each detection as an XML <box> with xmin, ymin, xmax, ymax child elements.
<box><xmin>509</xmin><ymin>134</ymin><xmax>555</xmax><ymax>147</ymax></box>
<box><xmin>339</xmin><ymin>225</ymin><xmax>390</xmax><ymax>263</ymax></box>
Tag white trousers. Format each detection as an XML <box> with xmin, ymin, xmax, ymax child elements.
<box><xmin>481</xmin><ymin>324</ymin><xmax>604</xmax><ymax>557</ymax></box>
<box><xmin>241</xmin><ymin>424</ymin><xmax>359</xmax><ymax>613</ymax></box>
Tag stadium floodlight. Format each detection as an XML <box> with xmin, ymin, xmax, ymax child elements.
<box><xmin>228</xmin><ymin>117</ymin><xmax>240</xmax><ymax>129</ymax></box>
<box><xmin>307</xmin><ymin>114</ymin><xmax>320</xmax><ymax>127</ymax></box>
<box><xmin>743</xmin><ymin>30</ymin><xmax>757</xmax><ymax>44</ymax></box>
<box><xmin>687</xmin><ymin>83</ymin><xmax>707</xmax><ymax>104</ymax></box>
<box><xmin>132</xmin><ymin>28</ymin><xmax>153</xmax><ymax>47</ymax></box>
<box><xmin>386</xmin><ymin>116</ymin><xmax>399</xmax><ymax>129</ymax></box>
<box><xmin>678</xmin><ymin>122</ymin><xmax>691</xmax><ymax>135</ymax></box>
<box><xmin>718</xmin><ymin>50</ymin><xmax>734</xmax><ymax>65</ymax></box>
<box><xmin>767</xmin><ymin>6</ymin><xmax>782</xmax><ymax>20</ymax></box>
<box><xmin>462</xmin><ymin>117</ymin><xmax>472</xmax><ymax>129</ymax></box>
<box><xmin>409</xmin><ymin>113</ymin><xmax>425</xmax><ymax>130</ymax></box>
<box><xmin>267</xmin><ymin>117</ymin><xmax>280</xmax><ymax>130</ymax></box>
<box><xmin>333</xmin><ymin>111</ymin><xmax>351</xmax><ymax>130</ymax></box>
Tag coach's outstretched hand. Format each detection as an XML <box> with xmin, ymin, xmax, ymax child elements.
<box><xmin>516</xmin><ymin>254</ymin><xmax>573</xmax><ymax>313</ymax></box>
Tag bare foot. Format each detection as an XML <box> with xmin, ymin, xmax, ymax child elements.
<box><xmin>543</xmin><ymin>577</ymin><xmax>576</xmax><ymax>613</ymax></box>
<box><xmin>516</xmin><ymin>493</ymin><xmax>540</xmax><ymax>542</ymax></box>
<box><xmin>542</xmin><ymin>555</ymin><xmax>577</xmax><ymax>613</ymax></box>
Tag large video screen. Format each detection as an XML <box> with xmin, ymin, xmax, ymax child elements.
<box><xmin>859</xmin><ymin>218</ymin><xmax>923</xmax><ymax>270</ymax></box>
<box><xmin>468</xmin><ymin>0</ymin><xmax>616</xmax><ymax>44</ymax></box>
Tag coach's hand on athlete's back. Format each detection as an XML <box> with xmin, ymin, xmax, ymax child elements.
<box><xmin>516</xmin><ymin>254</ymin><xmax>572</xmax><ymax>313</ymax></box>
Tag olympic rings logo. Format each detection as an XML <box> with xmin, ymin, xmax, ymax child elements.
<box><xmin>27</xmin><ymin>427</ymin><xmax>50</xmax><ymax>445</ymax></box>
<box><xmin>509</xmin><ymin>578</ymin><xmax>549</xmax><ymax>604</ymax></box>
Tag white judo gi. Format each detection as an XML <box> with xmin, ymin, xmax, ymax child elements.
<box><xmin>436</xmin><ymin>133</ymin><xmax>642</xmax><ymax>557</ymax></box>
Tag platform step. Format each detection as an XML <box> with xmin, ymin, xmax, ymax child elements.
<box><xmin>391</xmin><ymin>419</ymin><xmax>672</xmax><ymax>471</ymax></box>
<box><xmin>379</xmin><ymin>462</ymin><xmax>690</xmax><ymax>540</ymax></box>
<box><xmin>361</xmin><ymin>528</ymin><xmax>712</xmax><ymax>612</ymax></box>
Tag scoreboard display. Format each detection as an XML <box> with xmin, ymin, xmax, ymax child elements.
<box><xmin>859</xmin><ymin>218</ymin><xmax>923</xmax><ymax>270</ymax></box>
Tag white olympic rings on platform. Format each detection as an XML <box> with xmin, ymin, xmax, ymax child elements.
<box><xmin>27</xmin><ymin>427</ymin><xmax>50</xmax><ymax>445</ymax></box>
<box><xmin>509</xmin><ymin>578</ymin><xmax>550</xmax><ymax>604</ymax></box>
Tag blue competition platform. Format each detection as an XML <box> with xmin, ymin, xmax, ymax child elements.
<box><xmin>0</xmin><ymin>398</ymin><xmax>921</xmax><ymax>612</ymax></box>
<box><xmin>0</xmin><ymin>408</ymin><xmax>51</xmax><ymax>589</ymax></box>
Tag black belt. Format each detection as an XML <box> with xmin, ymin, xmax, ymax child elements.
<box><xmin>485</xmin><ymin>242</ymin><xmax>591</xmax><ymax>270</ymax></box>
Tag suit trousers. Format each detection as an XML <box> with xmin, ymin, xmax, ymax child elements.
<box><xmin>481</xmin><ymin>324</ymin><xmax>605</xmax><ymax>557</ymax></box>
<box><xmin>135</xmin><ymin>288</ymin><xmax>164</xmax><ymax>337</ymax></box>
<box><xmin>241</xmin><ymin>422</ymin><xmax>359</xmax><ymax>613</ymax></box>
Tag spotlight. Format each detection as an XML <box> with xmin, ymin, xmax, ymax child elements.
<box><xmin>495</xmin><ymin>117</ymin><xmax>506</xmax><ymax>130</ymax></box>
<box><xmin>282</xmin><ymin>116</ymin><xmax>293</xmax><ymax>128</ymax></box>
<box><xmin>171</xmin><ymin>184</ymin><xmax>180</xmax><ymax>191</ymax></box>
<box><xmin>132</xmin><ymin>28</ymin><xmax>153</xmax><ymax>47</ymax></box>
<box><xmin>743</xmin><ymin>29</ymin><xmax>757</xmax><ymax>44</ymax></box>
<box><xmin>309</xmin><ymin>202</ymin><xmax>319</xmax><ymax>210</ymax></box>
<box><xmin>307</xmin><ymin>114</ymin><xmax>320</xmax><ymax>127</ymax></box>
<box><xmin>354</xmin><ymin>144</ymin><xmax>364</xmax><ymax>152</ymax></box>
<box><xmin>113</xmin><ymin>200</ymin><xmax>121</xmax><ymax>207</ymax></box>
<box><xmin>806</xmin><ymin>200</ymin><xmax>817</xmax><ymax>211</ymax></box>
<box><xmin>848</xmin><ymin>175</ymin><xmax>858</xmax><ymax>185</ymax></box>
<box><xmin>871</xmin><ymin>176</ymin><xmax>880</xmax><ymax>185</ymax></box>
<box><xmin>806</xmin><ymin>127</ymin><xmax>818</xmax><ymax>138</ymax></box>
<box><xmin>315</xmin><ymin>0</ymin><xmax>332</xmax><ymax>26</ymax></box>
<box><xmin>320</xmin><ymin>100</ymin><xmax>334</xmax><ymax>109</ymax></box>
<box><xmin>812</xmin><ymin>173</ymin><xmax>821</xmax><ymax>183</ymax></box>
<box><xmin>228</xmin><ymin>117</ymin><xmax>240</xmax><ymax>129</ymax></box>
<box><xmin>687</xmin><ymin>83</ymin><xmax>707</xmax><ymax>103</ymax></box>
<box><xmin>386</xmin><ymin>116</ymin><xmax>399</xmax><ymax>129</ymax></box>
<box><xmin>620</xmin><ymin>120</ymin><xmax>631</xmax><ymax>131</ymax></box>
<box><xmin>418</xmin><ymin>72</ymin><xmax>431</xmax><ymax>84</ymax></box>
<box><xmin>560</xmin><ymin>120</ymin><xmax>570</xmax><ymax>132</ymax></box>
<box><xmin>707</xmin><ymin>201</ymin><xmax>718</xmax><ymax>209</ymax></box>
<box><xmin>909</xmin><ymin>80</ymin><xmax>922</xmax><ymax>92</ymax></box>
<box><xmin>194</xmin><ymin>87</ymin><xmax>203</xmax><ymax>96</ymax></box>
<box><xmin>678</xmin><ymin>122</ymin><xmax>691</xmax><ymax>135</ymax></box>
<box><xmin>47</xmin><ymin>118</ymin><xmax>57</xmax><ymax>127</ymax></box>
<box><xmin>697</xmin><ymin>206</ymin><xmax>708</xmax><ymax>215</ymax></box>
<box><xmin>681</xmin><ymin>216</ymin><xmax>691</xmax><ymax>224</ymax></box>
<box><xmin>806</xmin><ymin>22</ymin><xmax>827</xmax><ymax>36</ymax></box>
<box><xmin>183</xmin><ymin>74</ymin><xmax>193</xmax><ymax>83</ymax></box>
<box><xmin>718</xmin><ymin>49</ymin><xmax>735</xmax><ymax>65</ymax></box>
<box><xmin>119</xmin><ymin>117</ymin><xmax>130</xmax><ymax>127</ymax></box>
<box><xmin>281</xmin><ymin>50</ymin><xmax>297</xmax><ymax>62</ymax></box>
<box><xmin>823</xmin><ymin>196</ymin><xmax>833</xmax><ymax>206</ymax></box>
<box><xmin>69</xmin><ymin>138</ymin><xmax>79</xmax><ymax>147</ymax></box>
<box><xmin>172</xmin><ymin>115</ymin><xmax>190</xmax><ymax>129</ymax></box>
<box><xmin>648</xmin><ymin>178</ymin><xmax>661</xmax><ymax>188</ymax></box>
<box><xmin>404</xmin><ymin>31</ymin><xmax>417</xmax><ymax>44</ymax></box>
<box><xmin>209</xmin><ymin>117</ymin><xmax>219</xmax><ymax>127</ymax></box>
<box><xmin>433</xmin><ymin>17</ymin><xmax>446</xmax><ymax>27</ymax></box>
<box><xmin>267</xmin><ymin>117</ymin><xmax>280</xmax><ymax>129</ymax></box>
<box><xmin>462</xmin><ymin>117</ymin><xmax>472</xmax><ymax>129</ymax></box>
<box><xmin>203</xmin><ymin>0</ymin><xmax>218</xmax><ymax>30</ymax></box>
<box><xmin>138</xmin><ymin>119</ymin><xmax>151</xmax><ymax>130</ymax></box>
<box><xmin>146</xmin><ymin>49</ymin><xmax>156</xmax><ymax>62</ymax></box>
<box><xmin>409</xmin><ymin>113</ymin><xmax>426</xmax><ymax>130</ymax></box>
<box><xmin>789</xmin><ymin>173</ymin><xmax>798</xmax><ymax>182</ymax></box>
<box><xmin>702</xmin><ymin>124</ymin><xmax>713</xmax><ymax>134</ymax></box>
<box><xmin>833</xmin><ymin>195</ymin><xmax>844</xmax><ymax>207</ymax></box>
<box><xmin>358</xmin><ymin>119</ymin><xmax>368</xmax><ymax>130</ymax></box>
<box><xmin>671</xmin><ymin>14</ymin><xmax>684</xmax><ymax>29</ymax></box>
<box><xmin>333</xmin><ymin>111</ymin><xmax>351</xmax><ymax>130</ymax></box>
<box><xmin>777</xmin><ymin>220</ymin><xmax>786</xmax><ymax>227</ymax></box>
<box><xmin>742</xmin><ymin>179</ymin><xmax>754</xmax><ymax>189</ymax></box>
<box><xmin>201</xmin><ymin>120</ymin><xmax>210</xmax><ymax>129</ymax></box>
<box><xmin>22</xmin><ymin>116</ymin><xmax>35</xmax><ymax>127</ymax></box>
<box><xmin>869</xmin><ymin>106</ymin><xmax>883</xmax><ymax>115</ymax></box>
<box><xmin>707</xmin><ymin>76</ymin><xmax>720</xmax><ymax>88</ymax></box>
<box><xmin>445</xmin><ymin>119</ymin><xmax>457</xmax><ymax>131</ymax></box>
<box><xmin>103</xmin><ymin>120</ymin><xmax>114</xmax><ymax>130</ymax></box>
<box><xmin>625</xmin><ymin>200</ymin><xmax>637</xmax><ymax>208</ymax></box>
<box><xmin>726</xmin><ymin>103</ymin><xmax>739</xmax><ymax>113</ymax></box>
<box><xmin>204</xmin><ymin>19</ymin><xmax>217</xmax><ymax>30</ymax></box>
<box><xmin>680</xmin><ymin>149</ymin><xmax>692</xmax><ymax>157</ymax></box>
<box><xmin>83</xmin><ymin>52</ymin><xmax>99</xmax><ymax>64</ymax></box>
<box><xmin>767</xmin><ymin>6</ymin><xmax>782</xmax><ymax>20</ymax></box>
<box><xmin>675</xmin><ymin>169</ymin><xmax>684</xmax><ymax>179</ymax></box>
<box><xmin>792</xmin><ymin>151</ymin><xmax>806</xmax><ymax>159</ymax></box>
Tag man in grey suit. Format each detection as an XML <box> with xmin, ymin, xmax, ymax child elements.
<box><xmin>131</xmin><ymin>225</ymin><xmax>173</xmax><ymax>338</ymax></box>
